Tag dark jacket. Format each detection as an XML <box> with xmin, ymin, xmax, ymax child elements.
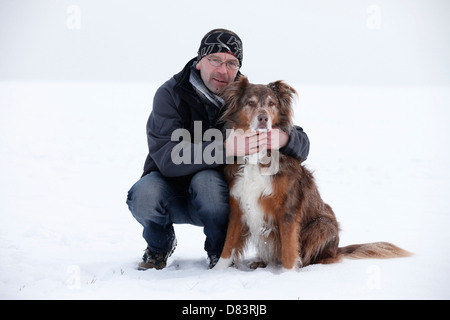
<box><xmin>142</xmin><ymin>58</ymin><xmax>310</xmax><ymax>178</ymax></box>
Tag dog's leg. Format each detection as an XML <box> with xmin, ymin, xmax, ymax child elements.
<box><xmin>279</xmin><ymin>219</ymin><xmax>300</xmax><ymax>270</ymax></box>
<box><xmin>213</xmin><ymin>197</ymin><xmax>246</xmax><ymax>270</ymax></box>
<box><xmin>299</xmin><ymin>214</ymin><xmax>340</xmax><ymax>267</ymax></box>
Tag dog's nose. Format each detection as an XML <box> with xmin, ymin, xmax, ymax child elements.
<box><xmin>258</xmin><ymin>114</ymin><xmax>269</xmax><ymax>124</ymax></box>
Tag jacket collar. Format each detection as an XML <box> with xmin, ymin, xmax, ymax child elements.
<box><xmin>173</xmin><ymin>57</ymin><xmax>198</xmax><ymax>98</ymax></box>
<box><xmin>172</xmin><ymin>58</ymin><xmax>243</xmax><ymax>126</ymax></box>
<box><xmin>173</xmin><ymin>57</ymin><xmax>242</xmax><ymax>100</ymax></box>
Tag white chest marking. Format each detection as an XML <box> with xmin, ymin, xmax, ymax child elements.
<box><xmin>230</xmin><ymin>164</ymin><xmax>273</xmax><ymax>243</ymax></box>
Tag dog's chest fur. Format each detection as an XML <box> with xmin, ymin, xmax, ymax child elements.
<box><xmin>230</xmin><ymin>162</ymin><xmax>279</xmax><ymax>262</ymax></box>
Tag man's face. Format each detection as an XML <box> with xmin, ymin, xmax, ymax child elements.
<box><xmin>196</xmin><ymin>52</ymin><xmax>240</xmax><ymax>94</ymax></box>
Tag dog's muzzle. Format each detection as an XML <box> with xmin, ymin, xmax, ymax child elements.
<box><xmin>253</xmin><ymin>112</ymin><xmax>272</xmax><ymax>131</ymax></box>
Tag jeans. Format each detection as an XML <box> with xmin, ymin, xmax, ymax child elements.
<box><xmin>126</xmin><ymin>169</ymin><xmax>230</xmax><ymax>256</ymax></box>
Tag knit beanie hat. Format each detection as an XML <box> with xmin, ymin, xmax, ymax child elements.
<box><xmin>197</xmin><ymin>29</ymin><xmax>243</xmax><ymax>67</ymax></box>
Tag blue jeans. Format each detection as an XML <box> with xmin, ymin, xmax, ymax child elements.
<box><xmin>126</xmin><ymin>169</ymin><xmax>230</xmax><ymax>256</ymax></box>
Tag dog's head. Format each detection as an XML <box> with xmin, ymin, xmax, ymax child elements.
<box><xmin>220</xmin><ymin>76</ymin><xmax>297</xmax><ymax>133</ymax></box>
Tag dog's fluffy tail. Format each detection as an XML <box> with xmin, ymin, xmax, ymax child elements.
<box><xmin>338</xmin><ymin>242</ymin><xmax>412</xmax><ymax>260</ymax></box>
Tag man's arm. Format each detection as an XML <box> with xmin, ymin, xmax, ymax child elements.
<box><xmin>147</xmin><ymin>84</ymin><xmax>223</xmax><ymax>177</ymax></box>
<box><xmin>278</xmin><ymin>126</ymin><xmax>310</xmax><ymax>161</ymax></box>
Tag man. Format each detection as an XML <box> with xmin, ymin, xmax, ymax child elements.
<box><xmin>127</xmin><ymin>29</ymin><xmax>310</xmax><ymax>270</ymax></box>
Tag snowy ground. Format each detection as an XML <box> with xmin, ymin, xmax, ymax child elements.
<box><xmin>0</xmin><ymin>81</ymin><xmax>449</xmax><ymax>300</ymax></box>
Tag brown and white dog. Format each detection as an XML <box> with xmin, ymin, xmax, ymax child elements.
<box><xmin>214</xmin><ymin>76</ymin><xmax>411</xmax><ymax>270</ymax></box>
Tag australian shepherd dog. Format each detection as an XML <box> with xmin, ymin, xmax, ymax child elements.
<box><xmin>214</xmin><ymin>76</ymin><xmax>411</xmax><ymax>270</ymax></box>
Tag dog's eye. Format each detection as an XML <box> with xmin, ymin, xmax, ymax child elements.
<box><xmin>268</xmin><ymin>101</ymin><xmax>275</xmax><ymax>107</ymax></box>
<box><xmin>247</xmin><ymin>100</ymin><xmax>256</xmax><ymax>107</ymax></box>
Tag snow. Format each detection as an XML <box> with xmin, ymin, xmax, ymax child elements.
<box><xmin>1</xmin><ymin>81</ymin><xmax>450</xmax><ymax>300</ymax></box>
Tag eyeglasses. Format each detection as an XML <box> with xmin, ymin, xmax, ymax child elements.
<box><xmin>206</xmin><ymin>57</ymin><xmax>240</xmax><ymax>71</ymax></box>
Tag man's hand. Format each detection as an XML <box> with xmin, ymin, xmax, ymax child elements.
<box><xmin>224</xmin><ymin>130</ymin><xmax>265</xmax><ymax>158</ymax></box>
<box><xmin>266</xmin><ymin>129</ymin><xmax>289</xmax><ymax>151</ymax></box>
<box><xmin>224</xmin><ymin>128</ymin><xmax>289</xmax><ymax>158</ymax></box>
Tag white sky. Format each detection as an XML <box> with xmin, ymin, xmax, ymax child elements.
<box><xmin>1</xmin><ymin>0</ymin><xmax>449</xmax><ymax>85</ymax></box>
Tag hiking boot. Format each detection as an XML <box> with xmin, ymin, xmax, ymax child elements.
<box><xmin>138</xmin><ymin>237</ymin><xmax>177</xmax><ymax>270</ymax></box>
<box><xmin>208</xmin><ymin>254</ymin><xmax>220</xmax><ymax>269</ymax></box>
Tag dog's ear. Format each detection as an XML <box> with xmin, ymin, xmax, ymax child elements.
<box><xmin>219</xmin><ymin>76</ymin><xmax>250</xmax><ymax>128</ymax></box>
<box><xmin>221</xmin><ymin>75</ymin><xmax>249</xmax><ymax>106</ymax></box>
<box><xmin>268</xmin><ymin>80</ymin><xmax>297</xmax><ymax>108</ymax></box>
<box><xmin>268</xmin><ymin>80</ymin><xmax>297</xmax><ymax>130</ymax></box>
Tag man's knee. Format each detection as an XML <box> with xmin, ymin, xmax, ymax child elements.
<box><xmin>127</xmin><ymin>172</ymin><xmax>171</xmax><ymax>224</ymax></box>
<box><xmin>190</xmin><ymin>169</ymin><xmax>229</xmax><ymax>203</ymax></box>
<box><xmin>189</xmin><ymin>169</ymin><xmax>230</xmax><ymax>223</ymax></box>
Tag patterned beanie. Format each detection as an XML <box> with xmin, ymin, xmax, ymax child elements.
<box><xmin>197</xmin><ymin>29</ymin><xmax>243</xmax><ymax>67</ymax></box>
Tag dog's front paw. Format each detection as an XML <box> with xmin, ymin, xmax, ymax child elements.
<box><xmin>249</xmin><ymin>260</ymin><xmax>267</xmax><ymax>269</ymax></box>
<box><xmin>281</xmin><ymin>259</ymin><xmax>302</xmax><ymax>272</ymax></box>
<box><xmin>212</xmin><ymin>257</ymin><xmax>233</xmax><ymax>270</ymax></box>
